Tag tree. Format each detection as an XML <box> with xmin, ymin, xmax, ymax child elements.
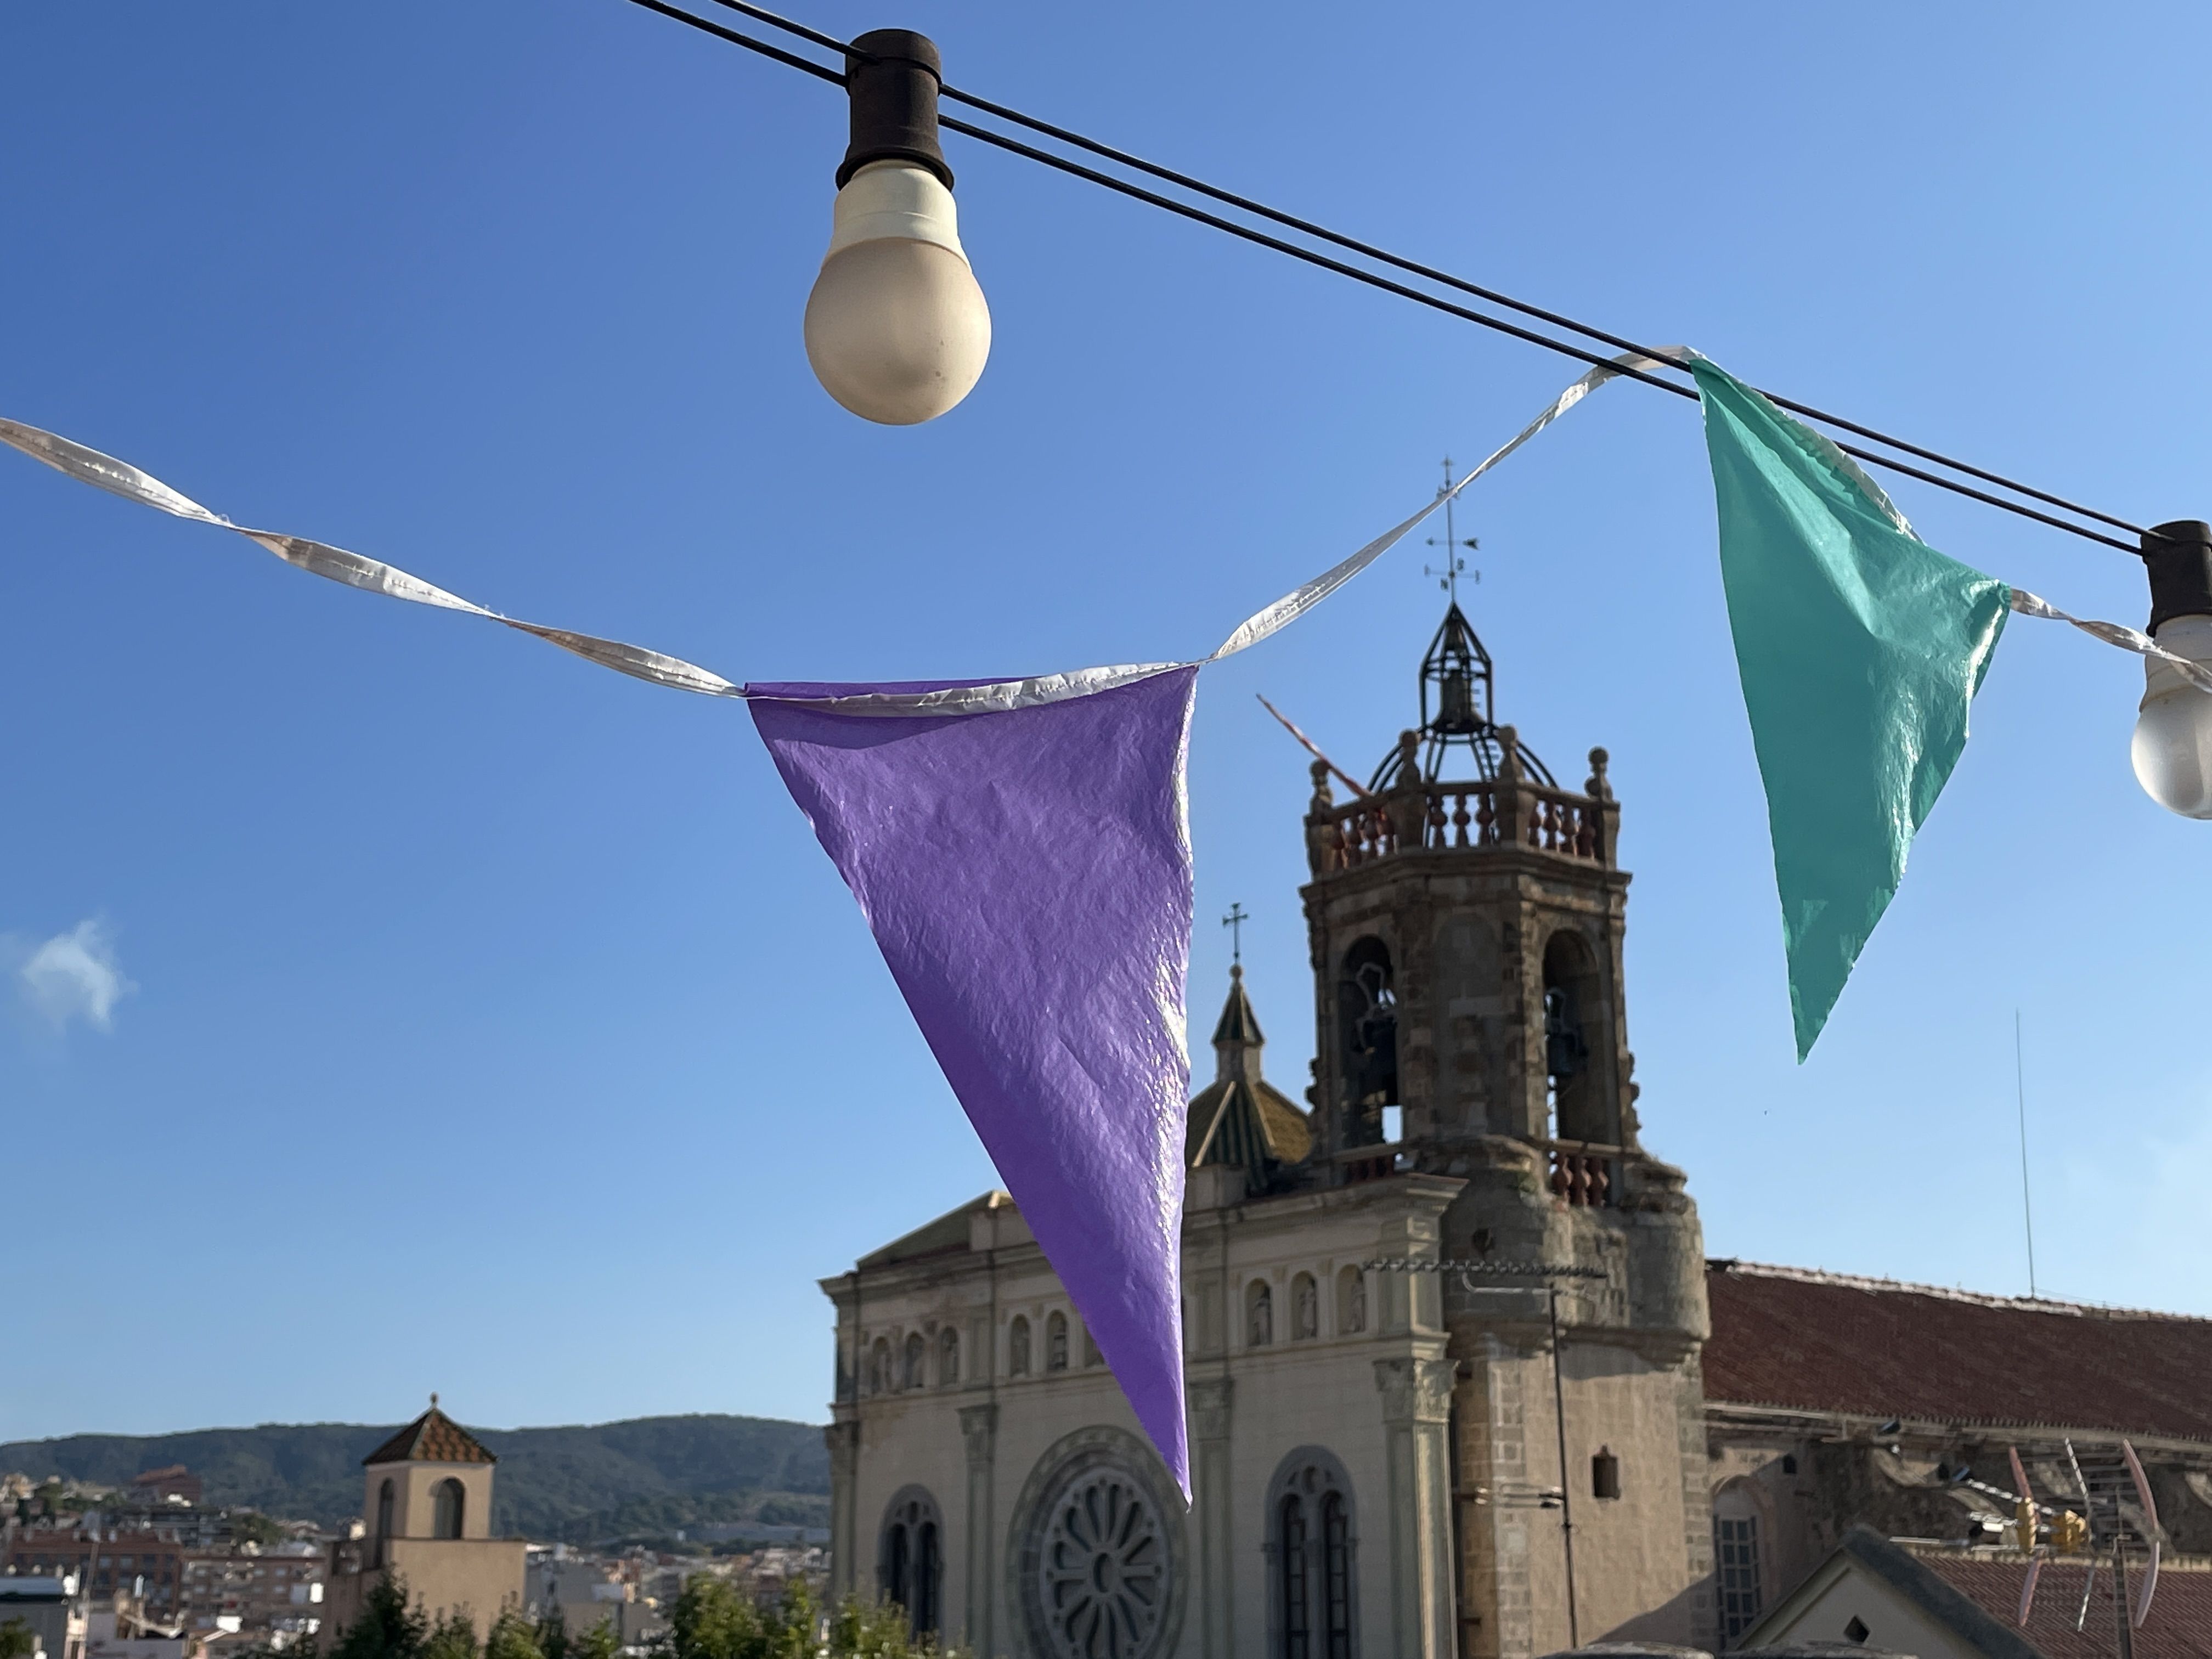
<box><xmin>532</xmin><ymin>1603</ymin><xmax>568</xmax><ymax>1659</ymax></box>
<box><xmin>0</xmin><ymin>1616</ymin><xmax>37</xmax><ymax>1659</ymax></box>
<box><xmin>568</xmin><ymin>1620</ymin><xmax>618</xmax><ymax>1659</ymax></box>
<box><xmin>329</xmin><ymin>1577</ymin><xmax>427</xmax><ymax>1659</ymax></box>
<box><xmin>228</xmin><ymin>1511</ymin><xmax>289</xmax><ymax>1547</ymax></box>
<box><xmin>421</xmin><ymin>1613</ymin><xmax>478</xmax><ymax>1659</ymax></box>
<box><xmin>482</xmin><ymin>1611</ymin><xmax>541</xmax><ymax>1659</ymax></box>
<box><xmin>656</xmin><ymin>1577</ymin><xmax>956</xmax><ymax>1659</ymax></box>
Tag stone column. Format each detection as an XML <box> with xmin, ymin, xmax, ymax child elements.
<box><xmin>1376</xmin><ymin>1357</ymin><xmax>1457</xmax><ymax>1659</ymax></box>
<box><xmin>958</xmin><ymin>1404</ymin><xmax>999</xmax><ymax>1656</ymax></box>
<box><xmin>825</xmin><ymin>1418</ymin><xmax>860</xmax><ymax>1599</ymax></box>
<box><xmin>1189</xmin><ymin>1379</ymin><xmax>1235</xmax><ymax>1659</ymax></box>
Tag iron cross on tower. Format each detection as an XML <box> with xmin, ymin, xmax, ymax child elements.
<box><xmin>1222</xmin><ymin>903</ymin><xmax>1248</xmax><ymax>967</ymax></box>
<box><xmin>1424</xmin><ymin>456</ymin><xmax>1480</xmax><ymax>604</ymax></box>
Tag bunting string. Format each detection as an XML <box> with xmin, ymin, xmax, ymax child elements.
<box><xmin>2006</xmin><ymin>588</ymin><xmax>2212</xmax><ymax>693</ymax></box>
<box><xmin>0</xmin><ymin>356</ymin><xmax>1661</xmax><ymax>716</ymax></box>
<box><xmin>0</xmin><ymin>360</ymin><xmax>2193</xmax><ymax>711</ymax></box>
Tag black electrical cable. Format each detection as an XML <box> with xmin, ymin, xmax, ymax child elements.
<box><xmin>623</xmin><ymin>0</ymin><xmax>2148</xmax><ymax>555</ymax></box>
<box><xmin>687</xmin><ymin>0</ymin><xmax>2153</xmax><ymax>548</ymax></box>
<box><xmin>932</xmin><ymin>113</ymin><xmax>2142</xmax><ymax>554</ymax></box>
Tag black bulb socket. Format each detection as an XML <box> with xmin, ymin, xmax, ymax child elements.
<box><xmin>2143</xmin><ymin>519</ymin><xmax>2212</xmax><ymax>633</ymax></box>
<box><xmin>837</xmin><ymin>29</ymin><xmax>953</xmax><ymax>191</ymax></box>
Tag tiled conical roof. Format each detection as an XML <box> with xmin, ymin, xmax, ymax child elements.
<box><xmin>1187</xmin><ymin>967</ymin><xmax>1308</xmax><ymax>1181</ymax></box>
<box><xmin>362</xmin><ymin>1403</ymin><xmax>495</xmax><ymax>1467</ymax></box>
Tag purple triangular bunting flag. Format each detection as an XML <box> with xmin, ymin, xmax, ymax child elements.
<box><xmin>747</xmin><ymin>667</ymin><xmax>1199</xmax><ymax>1499</ymax></box>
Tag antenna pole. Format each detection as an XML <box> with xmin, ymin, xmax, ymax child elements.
<box><xmin>2015</xmin><ymin>1011</ymin><xmax>2038</xmax><ymax>1299</ymax></box>
<box><xmin>2114</xmin><ymin>1543</ymin><xmax>2135</xmax><ymax>1659</ymax></box>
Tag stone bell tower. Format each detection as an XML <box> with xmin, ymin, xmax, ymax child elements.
<box><xmin>1300</xmin><ymin>603</ymin><xmax>1713</xmax><ymax>1657</ymax></box>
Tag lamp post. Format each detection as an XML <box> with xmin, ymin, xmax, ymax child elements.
<box><xmin>2131</xmin><ymin>520</ymin><xmax>2212</xmax><ymax>816</ymax></box>
<box><xmin>803</xmin><ymin>30</ymin><xmax>991</xmax><ymax>425</ymax></box>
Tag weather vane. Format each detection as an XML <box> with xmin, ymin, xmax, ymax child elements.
<box><xmin>1424</xmin><ymin>456</ymin><xmax>1480</xmax><ymax>606</ymax></box>
<box><xmin>1222</xmin><ymin>903</ymin><xmax>1248</xmax><ymax>967</ymax></box>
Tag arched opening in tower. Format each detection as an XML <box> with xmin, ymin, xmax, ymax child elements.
<box><xmin>1337</xmin><ymin>936</ymin><xmax>1398</xmax><ymax>1148</ymax></box>
<box><xmin>1541</xmin><ymin>930</ymin><xmax>1609</xmax><ymax>1147</ymax></box>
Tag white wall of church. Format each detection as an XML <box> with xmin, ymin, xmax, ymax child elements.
<box><xmin>831</xmin><ymin>1175</ymin><xmax>1460</xmax><ymax>1659</ymax></box>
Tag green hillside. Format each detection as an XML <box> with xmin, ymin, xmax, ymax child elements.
<box><xmin>0</xmin><ymin>1414</ymin><xmax>828</xmax><ymax>1543</ymax></box>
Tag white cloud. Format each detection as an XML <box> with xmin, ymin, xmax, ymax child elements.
<box><xmin>16</xmin><ymin>919</ymin><xmax>134</xmax><ymax>1031</ymax></box>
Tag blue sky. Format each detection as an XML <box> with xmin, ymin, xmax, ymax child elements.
<box><xmin>5</xmin><ymin>2</ymin><xmax>2209</xmax><ymax>1443</ymax></box>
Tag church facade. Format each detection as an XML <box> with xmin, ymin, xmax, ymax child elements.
<box><xmin>821</xmin><ymin>606</ymin><xmax>1716</xmax><ymax>1659</ymax></box>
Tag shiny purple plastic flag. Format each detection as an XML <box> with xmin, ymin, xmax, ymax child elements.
<box><xmin>747</xmin><ymin>667</ymin><xmax>1201</xmax><ymax>1499</ymax></box>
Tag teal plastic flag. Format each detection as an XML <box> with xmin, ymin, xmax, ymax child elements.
<box><xmin>1690</xmin><ymin>359</ymin><xmax>2010</xmax><ymax>1059</ymax></box>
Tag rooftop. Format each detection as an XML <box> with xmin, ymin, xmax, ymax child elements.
<box><xmin>361</xmin><ymin>1403</ymin><xmax>495</xmax><ymax>1467</ymax></box>
<box><xmin>1703</xmin><ymin>1260</ymin><xmax>2212</xmax><ymax>1443</ymax></box>
<box><xmin>1907</xmin><ymin>1545</ymin><xmax>2212</xmax><ymax>1658</ymax></box>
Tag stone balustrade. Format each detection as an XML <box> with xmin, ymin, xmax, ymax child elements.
<box><xmin>1304</xmin><ymin>729</ymin><xmax>1618</xmax><ymax>876</ymax></box>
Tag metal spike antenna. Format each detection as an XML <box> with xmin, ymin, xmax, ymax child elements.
<box><xmin>1423</xmin><ymin>457</ymin><xmax>1479</xmax><ymax>604</ymax></box>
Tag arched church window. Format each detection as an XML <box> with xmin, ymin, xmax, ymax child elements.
<box><xmin>916</xmin><ymin>1517</ymin><xmax>941</xmax><ymax>1634</ymax></box>
<box><xmin>1291</xmin><ymin>1273</ymin><xmax>1318</xmax><ymax>1341</ymax></box>
<box><xmin>904</xmin><ymin>1333</ymin><xmax>927</xmax><ymax>1390</ymax></box>
<box><xmin>1321</xmin><ymin>1493</ymin><xmax>1352</xmax><ymax>1659</ymax></box>
<box><xmin>432</xmin><ymin>1477</ymin><xmax>465</xmax><ymax>1540</ymax></box>
<box><xmin>1335</xmin><ymin>1267</ymin><xmax>1366</xmax><ymax>1335</ymax></box>
<box><xmin>1336</xmin><ymin>939</ymin><xmax>1398</xmax><ymax>1147</ymax></box>
<box><xmin>1009</xmin><ymin>1316</ymin><xmax>1032</xmax><ymax>1377</ymax></box>
<box><xmin>1267</xmin><ymin>1450</ymin><xmax>1357</xmax><ymax>1659</ymax></box>
<box><xmin>373</xmin><ymin>1479</ymin><xmax>393</xmax><ymax>1568</ymax></box>
<box><xmin>870</xmin><ymin>1337</ymin><xmax>893</xmax><ymax>1396</ymax></box>
<box><xmin>940</xmin><ymin>1327</ymin><xmax>960</xmax><ymax>1386</ymax></box>
<box><xmin>1279</xmin><ymin>1495</ymin><xmax>1309</xmax><ymax>1659</ymax></box>
<box><xmin>1047</xmin><ymin>1311</ymin><xmax>1070</xmax><ymax>1372</ymax></box>
<box><xmin>1246</xmin><ymin>1280</ymin><xmax>1273</xmax><ymax>1347</ymax></box>
<box><xmin>879</xmin><ymin>1488</ymin><xmax>944</xmax><ymax>1639</ymax></box>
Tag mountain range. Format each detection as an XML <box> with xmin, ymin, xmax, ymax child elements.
<box><xmin>0</xmin><ymin>1414</ymin><xmax>829</xmax><ymax>1544</ymax></box>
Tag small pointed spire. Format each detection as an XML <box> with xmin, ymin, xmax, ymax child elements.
<box><xmin>429</xmin><ymin>1392</ymin><xmax>439</xmax><ymax>1410</ymax></box>
<box><xmin>1211</xmin><ymin>963</ymin><xmax>1265</xmax><ymax>1072</ymax></box>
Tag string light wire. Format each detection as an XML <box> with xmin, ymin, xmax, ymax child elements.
<box><xmin>622</xmin><ymin>0</ymin><xmax>2151</xmax><ymax>556</ymax></box>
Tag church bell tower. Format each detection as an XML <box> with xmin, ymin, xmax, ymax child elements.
<box><xmin>1299</xmin><ymin>602</ymin><xmax>1713</xmax><ymax>1656</ymax></box>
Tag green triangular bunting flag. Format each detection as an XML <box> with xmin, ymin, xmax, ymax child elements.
<box><xmin>1690</xmin><ymin>358</ymin><xmax>2011</xmax><ymax>1060</ymax></box>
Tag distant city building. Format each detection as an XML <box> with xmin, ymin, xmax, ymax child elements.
<box><xmin>674</xmin><ymin>1524</ymin><xmax>828</xmax><ymax>1547</ymax></box>
<box><xmin>0</xmin><ymin>1577</ymin><xmax>74</xmax><ymax>1659</ymax></box>
<box><xmin>123</xmin><ymin>1473</ymin><xmax>202</xmax><ymax>1511</ymax></box>
<box><xmin>3</xmin><ymin>1534</ymin><xmax>188</xmax><ymax>1620</ymax></box>
<box><xmin>177</xmin><ymin>1545</ymin><xmax>323</xmax><ymax>1635</ymax></box>
<box><xmin>322</xmin><ymin>1402</ymin><xmax>524</xmax><ymax>1642</ymax></box>
<box><xmin>80</xmin><ymin>1607</ymin><xmax>193</xmax><ymax>1659</ymax></box>
<box><xmin>523</xmin><ymin>1550</ymin><xmax>657</xmax><ymax>1649</ymax></box>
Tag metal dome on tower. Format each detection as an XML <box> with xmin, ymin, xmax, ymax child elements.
<box><xmin>1367</xmin><ymin>600</ymin><xmax>1556</xmax><ymax>790</ymax></box>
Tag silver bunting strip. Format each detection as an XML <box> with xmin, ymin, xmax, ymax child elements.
<box><xmin>2007</xmin><ymin>588</ymin><xmax>2212</xmax><ymax>694</ymax></box>
<box><xmin>0</xmin><ymin>417</ymin><xmax>747</xmax><ymax>699</ymax></box>
<box><xmin>0</xmin><ymin>351</ymin><xmax>1734</xmax><ymax>718</ymax></box>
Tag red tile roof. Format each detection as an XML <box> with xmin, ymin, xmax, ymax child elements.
<box><xmin>361</xmin><ymin>1406</ymin><xmax>495</xmax><ymax>1466</ymax></box>
<box><xmin>1911</xmin><ymin>1549</ymin><xmax>2212</xmax><ymax>1659</ymax></box>
<box><xmin>1703</xmin><ymin>1261</ymin><xmax>2212</xmax><ymax>1443</ymax></box>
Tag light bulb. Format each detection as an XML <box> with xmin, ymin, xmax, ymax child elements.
<box><xmin>2131</xmin><ymin>613</ymin><xmax>2212</xmax><ymax>817</ymax></box>
<box><xmin>804</xmin><ymin>159</ymin><xmax>990</xmax><ymax>425</ymax></box>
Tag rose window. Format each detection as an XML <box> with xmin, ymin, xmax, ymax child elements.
<box><xmin>1035</xmin><ymin>1466</ymin><xmax>1170</xmax><ymax>1659</ymax></box>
